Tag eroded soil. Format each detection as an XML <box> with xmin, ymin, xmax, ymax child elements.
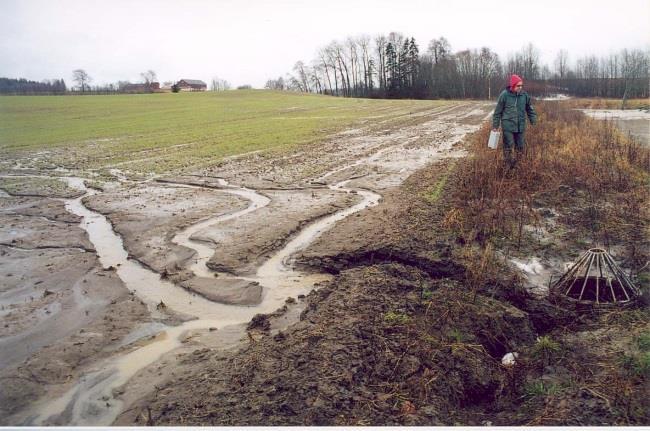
<box><xmin>0</xmin><ymin>101</ymin><xmax>533</xmax><ymax>425</ymax></box>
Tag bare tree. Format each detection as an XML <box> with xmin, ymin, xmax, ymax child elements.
<box><xmin>140</xmin><ymin>70</ymin><xmax>157</xmax><ymax>85</ymax></box>
<box><xmin>345</xmin><ymin>37</ymin><xmax>360</xmax><ymax>96</ymax></box>
<box><xmin>358</xmin><ymin>35</ymin><xmax>372</xmax><ymax>92</ymax></box>
<box><xmin>72</xmin><ymin>69</ymin><xmax>91</xmax><ymax>92</ymax></box>
<box><xmin>620</xmin><ymin>48</ymin><xmax>647</xmax><ymax>108</ymax></box>
<box><xmin>325</xmin><ymin>43</ymin><xmax>340</xmax><ymax>95</ymax></box>
<box><xmin>293</xmin><ymin>61</ymin><xmax>311</xmax><ymax>92</ymax></box>
<box><xmin>317</xmin><ymin>47</ymin><xmax>334</xmax><ymax>94</ymax></box>
<box><xmin>427</xmin><ymin>37</ymin><xmax>451</xmax><ymax>65</ymax></box>
<box><xmin>426</xmin><ymin>37</ymin><xmax>452</xmax><ymax>96</ymax></box>
<box><xmin>310</xmin><ymin>62</ymin><xmax>324</xmax><ymax>94</ymax></box>
<box><xmin>507</xmin><ymin>43</ymin><xmax>541</xmax><ymax>80</ymax></box>
<box><xmin>331</xmin><ymin>42</ymin><xmax>350</xmax><ymax>96</ymax></box>
<box><xmin>210</xmin><ymin>77</ymin><xmax>231</xmax><ymax>91</ymax></box>
<box><xmin>265</xmin><ymin>77</ymin><xmax>285</xmax><ymax>90</ymax></box>
<box><xmin>554</xmin><ymin>49</ymin><xmax>569</xmax><ymax>79</ymax></box>
<box><xmin>374</xmin><ymin>34</ymin><xmax>387</xmax><ymax>92</ymax></box>
<box><xmin>479</xmin><ymin>47</ymin><xmax>500</xmax><ymax>98</ymax></box>
<box><xmin>522</xmin><ymin>43</ymin><xmax>541</xmax><ymax>79</ymax></box>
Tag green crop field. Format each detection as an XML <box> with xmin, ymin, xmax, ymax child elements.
<box><xmin>0</xmin><ymin>90</ymin><xmax>451</xmax><ymax>175</ymax></box>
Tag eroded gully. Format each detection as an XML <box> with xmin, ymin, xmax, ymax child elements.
<box><xmin>13</xmin><ymin>102</ymin><xmax>490</xmax><ymax>425</ymax></box>
<box><xmin>22</xmin><ymin>175</ymin><xmax>380</xmax><ymax>426</ymax></box>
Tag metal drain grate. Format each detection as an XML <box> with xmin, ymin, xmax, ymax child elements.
<box><xmin>550</xmin><ymin>248</ymin><xmax>640</xmax><ymax>307</ymax></box>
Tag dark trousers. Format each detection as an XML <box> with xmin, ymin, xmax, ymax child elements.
<box><xmin>502</xmin><ymin>131</ymin><xmax>525</xmax><ymax>168</ymax></box>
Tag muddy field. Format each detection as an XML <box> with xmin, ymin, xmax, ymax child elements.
<box><xmin>0</xmin><ymin>102</ymin><xmax>497</xmax><ymax>425</ymax></box>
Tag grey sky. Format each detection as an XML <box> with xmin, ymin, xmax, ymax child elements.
<box><xmin>2</xmin><ymin>0</ymin><xmax>649</xmax><ymax>88</ymax></box>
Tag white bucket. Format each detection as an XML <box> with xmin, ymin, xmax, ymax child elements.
<box><xmin>488</xmin><ymin>130</ymin><xmax>500</xmax><ymax>149</ymax></box>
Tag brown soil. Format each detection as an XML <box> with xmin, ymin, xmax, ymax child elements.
<box><xmin>5</xmin><ymin>101</ymin><xmax>644</xmax><ymax>426</ymax></box>
<box><xmin>116</xmin><ymin>115</ymin><xmax>648</xmax><ymax>426</ymax></box>
<box><xmin>0</xmin><ymin>197</ymin><xmax>149</xmax><ymax>420</ymax></box>
<box><xmin>83</xmin><ymin>182</ymin><xmax>248</xmax><ymax>274</ymax></box>
<box><xmin>155</xmin><ymin>175</ymin><xmax>362</xmax><ymax>276</ymax></box>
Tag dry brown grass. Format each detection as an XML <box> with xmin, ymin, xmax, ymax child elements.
<box><xmin>446</xmin><ymin>101</ymin><xmax>649</xmax><ymax>269</ymax></box>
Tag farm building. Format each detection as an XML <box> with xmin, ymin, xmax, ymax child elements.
<box><xmin>176</xmin><ymin>79</ymin><xmax>207</xmax><ymax>91</ymax></box>
<box><xmin>121</xmin><ymin>82</ymin><xmax>160</xmax><ymax>93</ymax></box>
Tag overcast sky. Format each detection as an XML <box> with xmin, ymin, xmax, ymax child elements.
<box><xmin>2</xmin><ymin>0</ymin><xmax>649</xmax><ymax>88</ymax></box>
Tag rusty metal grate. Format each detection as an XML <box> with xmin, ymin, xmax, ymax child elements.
<box><xmin>550</xmin><ymin>248</ymin><xmax>640</xmax><ymax>306</ymax></box>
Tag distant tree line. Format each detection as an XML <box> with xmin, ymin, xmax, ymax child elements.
<box><xmin>0</xmin><ymin>77</ymin><xmax>67</xmax><ymax>95</ymax></box>
<box><xmin>272</xmin><ymin>33</ymin><xmax>650</xmax><ymax>100</ymax></box>
<box><xmin>1</xmin><ymin>69</ymin><xmax>169</xmax><ymax>95</ymax></box>
<box><xmin>555</xmin><ymin>49</ymin><xmax>649</xmax><ymax>102</ymax></box>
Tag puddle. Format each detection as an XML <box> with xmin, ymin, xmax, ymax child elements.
<box><xmin>540</xmin><ymin>94</ymin><xmax>571</xmax><ymax>101</ymax></box>
<box><xmin>581</xmin><ymin>109</ymin><xmax>650</xmax><ymax>146</ymax></box>
<box><xmin>581</xmin><ymin>109</ymin><xmax>650</xmax><ymax>121</ymax></box>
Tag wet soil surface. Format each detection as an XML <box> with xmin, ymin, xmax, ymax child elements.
<box><xmin>0</xmin><ymin>197</ymin><xmax>150</xmax><ymax>419</ymax></box>
<box><xmin>0</xmin><ymin>102</ymin><xmax>503</xmax><ymax>425</ymax></box>
<box><xmin>114</xmin><ymin>156</ymin><xmax>530</xmax><ymax>426</ymax></box>
<box><xmin>83</xmin><ymin>182</ymin><xmax>248</xmax><ymax>274</ymax></box>
<box><xmin>119</xmin><ymin>140</ymin><xmax>648</xmax><ymax>426</ymax></box>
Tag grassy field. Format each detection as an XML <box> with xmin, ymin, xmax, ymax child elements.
<box><xmin>0</xmin><ymin>90</ymin><xmax>450</xmax><ymax>175</ymax></box>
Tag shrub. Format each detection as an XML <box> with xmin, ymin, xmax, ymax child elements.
<box><xmin>531</xmin><ymin>335</ymin><xmax>561</xmax><ymax>366</ymax></box>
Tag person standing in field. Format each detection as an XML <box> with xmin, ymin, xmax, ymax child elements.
<box><xmin>492</xmin><ymin>74</ymin><xmax>537</xmax><ymax>169</ymax></box>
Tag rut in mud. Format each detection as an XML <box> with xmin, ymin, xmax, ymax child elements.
<box><xmin>0</xmin><ymin>102</ymin><xmax>494</xmax><ymax>425</ymax></box>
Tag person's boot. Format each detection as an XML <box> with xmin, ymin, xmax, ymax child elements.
<box><xmin>504</xmin><ymin>158</ymin><xmax>516</xmax><ymax>177</ymax></box>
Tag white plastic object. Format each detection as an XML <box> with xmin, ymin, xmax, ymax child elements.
<box><xmin>488</xmin><ymin>130</ymin><xmax>500</xmax><ymax>149</ymax></box>
<box><xmin>501</xmin><ymin>352</ymin><xmax>519</xmax><ymax>366</ymax></box>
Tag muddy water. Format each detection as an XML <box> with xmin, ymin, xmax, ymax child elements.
<box><xmin>256</xmin><ymin>181</ymin><xmax>381</xmax><ymax>284</ymax></box>
<box><xmin>172</xmin><ymin>179</ymin><xmax>271</xmax><ymax>279</ymax></box>
<box><xmin>26</xmin><ymin>176</ymin><xmax>379</xmax><ymax>426</ymax></box>
<box><xmin>581</xmin><ymin>109</ymin><xmax>650</xmax><ymax>146</ymax></box>
<box><xmin>62</xmin><ymin>178</ymin><xmax>245</xmax><ymax>320</ymax></box>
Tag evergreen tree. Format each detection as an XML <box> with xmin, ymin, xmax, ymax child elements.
<box><xmin>399</xmin><ymin>39</ymin><xmax>410</xmax><ymax>91</ymax></box>
<box><xmin>385</xmin><ymin>42</ymin><xmax>397</xmax><ymax>93</ymax></box>
<box><xmin>408</xmin><ymin>37</ymin><xmax>420</xmax><ymax>94</ymax></box>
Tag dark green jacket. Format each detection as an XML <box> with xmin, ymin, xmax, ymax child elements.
<box><xmin>492</xmin><ymin>89</ymin><xmax>537</xmax><ymax>132</ymax></box>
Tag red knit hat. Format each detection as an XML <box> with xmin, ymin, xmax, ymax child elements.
<box><xmin>509</xmin><ymin>74</ymin><xmax>523</xmax><ymax>90</ymax></box>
